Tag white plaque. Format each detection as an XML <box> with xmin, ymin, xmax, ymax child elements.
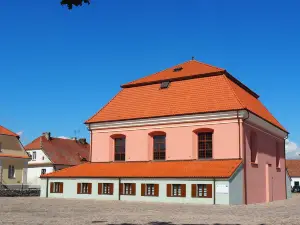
<box><xmin>216</xmin><ymin>184</ymin><xmax>229</xmax><ymax>194</ymax></box>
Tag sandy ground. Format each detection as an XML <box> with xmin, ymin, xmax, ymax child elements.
<box><xmin>0</xmin><ymin>194</ymin><xmax>299</xmax><ymax>225</ymax></box>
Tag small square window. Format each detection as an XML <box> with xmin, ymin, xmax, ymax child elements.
<box><xmin>41</xmin><ymin>169</ymin><xmax>46</xmax><ymax>175</ymax></box>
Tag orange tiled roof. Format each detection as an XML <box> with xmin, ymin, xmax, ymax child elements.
<box><xmin>0</xmin><ymin>125</ymin><xmax>19</xmax><ymax>137</ymax></box>
<box><xmin>286</xmin><ymin>160</ymin><xmax>300</xmax><ymax>177</ymax></box>
<box><xmin>41</xmin><ymin>159</ymin><xmax>242</xmax><ymax>178</ymax></box>
<box><xmin>24</xmin><ymin>136</ymin><xmax>90</xmax><ymax>166</ymax></box>
<box><xmin>85</xmin><ymin>60</ymin><xmax>286</xmax><ymax>132</ymax></box>
<box><xmin>0</xmin><ymin>154</ymin><xmax>30</xmax><ymax>159</ymax></box>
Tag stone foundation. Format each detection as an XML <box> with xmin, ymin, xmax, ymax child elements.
<box><xmin>0</xmin><ymin>189</ymin><xmax>40</xmax><ymax>197</ymax></box>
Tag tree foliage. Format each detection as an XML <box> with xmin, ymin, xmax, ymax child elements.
<box><xmin>61</xmin><ymin>0</ymin><xmax>90</xmax><ymax>10</ymax></box>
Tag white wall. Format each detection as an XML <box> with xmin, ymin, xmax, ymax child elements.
<box><xmin>286</xmin><ymin>172</ymin><xmax>292</xmax><ymax>199</ymax></box>
<box><xmin>43</xmin><ymin>177</ymin><xmax>232</xmax><ymax>205</ymax></box>
<box><xmin>27</xmin><ymin>166</ymin><xmax>53</xmax><ymax>186</ymax></box>
<box><xmin>290</xmin><ymin>177</ymin><xmax>300</xmax><ymax>188</ymax></box>
<box><xmin>27</xmin><ymin>149</ymin><xmax>51</xmax><ymax>165</ymax></box>
<box><xmin>229</xmin><ymin>165</ymin><xmax>244</xmax><ymax>204</ymax></box>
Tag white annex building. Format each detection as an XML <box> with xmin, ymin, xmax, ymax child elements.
<box><xmin>24</xmin><ymin>132</ymin><xmax>90</xmax><ymax>187</ymax></box>
<box><xmin>286</xmin><ymin>160</ymin><xmax>300</xmax><ymax>188</ymax></box>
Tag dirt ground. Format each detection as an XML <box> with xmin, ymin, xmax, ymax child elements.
<box><xmin>0</xmin><ymin>194</ymin><xmax>299</xmax><ymax>225</ymax></box>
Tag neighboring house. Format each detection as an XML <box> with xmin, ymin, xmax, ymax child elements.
<box><xmin>286</xmin><ymin>168</ymin><xmax>292</xmax><ymax>199</ymax></box>
<box><xmin>0</xmin><ymin>125</ymin><xmax>30</xmax><ymax>188</ymax></box>
<box><xmin>286</xmin><ymin>160</ymin><xmax>300</xmax><ymax>188</ymax></box>
<box><xmin>41</xmin><ymin>59</ymin><xmax>288</xmax><ymax>205</ymax></box>
<box><xmin>24</xmin><ymin>132</ymin><xmax>90</xmax><ymax>187</ymax></box>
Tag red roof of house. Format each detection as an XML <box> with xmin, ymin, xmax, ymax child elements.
<box><xmin>24</xmin><ymin>136</ymin><xmax>90</xmax><ymax>166</ymax></box>
<box><xmin>286</xmin><ymin>160</ymin><xmax>300</xmax><ymax>177</ymax></box>
<box><xmin>85</xmin><ymin>60</ymin><xmax>286</xmax><ymax>132</ymax></box>
<box><xmin>41</xmin><ymin>159</ymin><xmax>242</xmax><ymax>178</ymax></box>
<box><xmin>0</xmin><ymin>125</ymin><xmax>19</xmax><ymax>137</ymax></box>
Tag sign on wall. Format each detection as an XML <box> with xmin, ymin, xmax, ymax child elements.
<box><xmin>216</xmin><ymin>184</ymin><xmax>229</xmax><ymax>194</ymax></box>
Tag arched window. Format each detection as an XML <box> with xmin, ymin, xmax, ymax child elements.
<box><xmin>149</xmin><ymin>131</ymin><xmax>166</xmax><ymax>160</ymax></box>
<box><xmin>111</xmin><ymin>134</ymin><xmax>126</xmax><ymax>161</ymax></box>
<box><xmin>194</xmin><ymin>128</ymin><xmax>213</xmax><ymax>159</ymax></box>
<box><xmin>250</xmin><ymin>132</ymin><xmax>257</xmax><ymax>163</ymax></box>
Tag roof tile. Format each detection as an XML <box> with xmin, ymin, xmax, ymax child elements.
<box><xmin>41</xmin><ymin>159</ymin><xmax>242</xmax><ymax>178</ymax></box>
<box><xmin>0</xmin><ymin>125</ymin><xmax>19</xmax><ymax>137</ymax></box>
<box><xmin>286</xmin><ymin>160</ymin><xmax>300</xmax><ymax>177</ymax></box>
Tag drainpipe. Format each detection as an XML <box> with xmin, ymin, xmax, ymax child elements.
<box><xmin>284</xmin><ymin>135</ymin><xmax>288</xmax><ymax>199</ymax></box>
<box><xmin>237</xmin><ymin>111</ymin><xmax>241</xmax><ymax>159</ymax></box>
<box><xmin>241</xmin><ymin>110</ymin><xmax>250</xmax><ymax>205</ymax></box>
<box><xmin>46</xmin><ymin>178</ymin><xmax>49</xmax><ymax>198</ymax></box>
<box><xmin>213</xmin><ymin>178</ymin><xmax>216</xmax><ymax>205</ymax></box>
<box><xmin>118</xmin><ymin>178</ymin><xmax>121</xmax><ymax>201</ymax></box>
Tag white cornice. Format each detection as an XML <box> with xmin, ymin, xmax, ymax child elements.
<box><xmin>88</xmin><ymin>110</ymin><xmax>245</xmax><ymax>130</ymax></box>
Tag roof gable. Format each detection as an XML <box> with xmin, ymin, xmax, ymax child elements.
<box><xmin>286</xmin><ymin>160</ymin><xmax>300</xmax><ymax>177</ymax></box>
<box><xmin>122</xmin><ymin>60</ymin><xmax>225</xmax><ymax>88</ymax></box>
<box><xmin>25</xmin><ymin>136</ymin><xmax>90</xmax><ymax>166</ymax></box>
<box><xmin>0</xmin><ymin>125</ymin><xmax>19</xmax><ymax>137</ymax></box>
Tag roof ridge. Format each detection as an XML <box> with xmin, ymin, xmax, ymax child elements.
<box><xmin>192</xmin><ymin>59</ymin><xmax>224</xmax><ymax>71</ymax></box>
<box><xmin>85</xmin><ymin>89</ymin><xmax>124</xmax><ymax>124</ymax></box>
<box><xmin>223</xmin><ymin>75</ymin><xmax>245</xmax><ymax>109</ymax></box>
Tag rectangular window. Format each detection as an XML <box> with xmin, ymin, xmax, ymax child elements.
<box><xmin>198</xmin><ymin>133</ymin><xmax>212</xmax><ymax>159</ymax></box>
<box><xmin>295</xmin><ymin>181</ymin><xmax>299</xmax><ymax>187</ymax></box>
<box><xmin>32</xmin><ymin>151</ymin><xmax>36</xmax><ymax>161</ymax></box>
<box><xmin>114</xmin><ymin>138</ymin><xmax>125</xmax><ymax>161</ymax></box>
<box><xmin>103</xmin><ymin>183</ymin><xmax>111</xmax><ymax>195</ymax></box>
<box><xmin>172</xmin><ymin>184</ymin><xmax>181</xmax><ymax>197</ymax></box>
<box><xmin>41</xmin><ymin>169</ymin><xmax>46</xmax><ymax>175</ymax></box>
<box><xmin>153</xmin><ymin>135</ymin><xmax>166</xmax><ymax>160</ymax></box>
<box><xmin>146</xmin><ymin>184</ymin><xmax>155</xmax><ymax>196</ymax></box>
<box><xmin>0</xmin><ymin>142</ymin><xmax>2</xmax><ymax>152</ymax></box>
<box><xmin>50</xmin><ymin>182</ymin><xmax>63</xmax><ymax>193</ymax></box>
<box><xmin>78</xmin><ymin>183</ymin><xmax>91</xmax><ymax>194</ymax></box>
<box><xmin>197</xmin><ymin>184</ymin><xmax>207</xmax><ymax>197</ymax></box>
<box><xmin>124</xmin><ymin>183</ymin><xmax>132</xmax><ymax>195</ymax></box>
<box><xmin>8</xmin><ymin>165</ymin><xmax>15</xmax><ymax>179</ymax></box>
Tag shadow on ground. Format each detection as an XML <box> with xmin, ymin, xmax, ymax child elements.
<box><xmin>93</xmin><ymin>222</ymin><xmax>267</xmax><ymax>225</ymax></box>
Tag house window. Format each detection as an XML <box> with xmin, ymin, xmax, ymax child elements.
<box><xmin>103</xmin><ymin>183</ymin><xmax>111</xmax><ymax>195</ymax></box>
<box><xmin>77</xmin><ymin>183</ymin><xmax>91</xmax><ymax>194</ymax></box>
<box><xmin>124</xmin><ymin>183</ymin><xmax>133</xmax><ymax>195</ymax></box>
<box><xmin>295</xmin><ymin>181</ymin><xmax>299</xmax><ymax>187</ymax></box>
<box><xmin>41</xmin><ymin>169</ymin><xmax>46</xmax><ymax>175</ymax></box>
<box><xmin>198</xmin><ymin>184</ymin><xmax>207</xmax><ymax>197</ymax></box>
<box><xmin>276</xmin><ymin>142</ymin><xmax>280</xmax><ymax>168</ymax></box>
<box><xmin>153</xmin><ymin>135</ymin><xmax>166</xmax><ymax>160</ymax></box>
<box><xmin>8</xmin><ymin>165</ymin><xmax>15</xmax><ymax>179</ymax></box>
<box><xmin>0</xmin><ymin>142</ymin><xmax>2</xmax><ymax>152</ymax></box>
<box><xmin>191</xmin><ymin>184</ymin><xmax>212</xmax><ymax>198</ymax></box>
<box><xmin>146</xmin><ymin>184</ymin><xmax>155</xmax><ymax>196</ymax></box>
<box><xmin>50</xmin><ymin>182</ymin><xmax>63</xmax><ymax>193</ymax></box>
<box><xmin>114</xmin><ymin>137</ymin><xmax>125</xmax><ymax>161</ymax></box>
<box><xmin>32</xmin><ymin>151</ymin><xmax>36</xmax><ymax>161</ymax></box>
<box><xmin>198</xmin><ymin>133</ymin><xmax>213</xmax><ymax>159</ymax></box>
<box><xmin>250</xmin><ymin>132</ymin><xmax>257</xmax><ymax>163</ymax></box>
<box><xmin>172</xmin><ymin>184</ymin><xmax>182</xmax><ymax>196</ymax></box>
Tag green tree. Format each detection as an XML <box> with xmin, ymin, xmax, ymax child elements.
<box><xmin>61</xmin><ymin>0</ymin><xmax>90</xmax><ymax>10</ymax></box>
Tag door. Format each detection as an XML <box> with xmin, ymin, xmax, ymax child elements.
<box><xmin>265</xmin><ymin>164</ymin><xmax>273</xmax><ymax>202</ymax></box>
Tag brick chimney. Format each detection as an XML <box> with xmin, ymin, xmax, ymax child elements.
<box><xmin>43</xmin><ymin>132</ymin><xmax>51</xmax><ymax>141</ymax></box>
<box><xmin>78</xmin><ymin>138</ymin><xmax>87</xmax><ymax>145</ymax></box>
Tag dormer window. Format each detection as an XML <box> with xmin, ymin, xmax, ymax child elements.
<box><xmin>173</xmin><ymin>67</ymin><xmax>183</xmax><ymax>72</ymax></box>
<box><xmin>160</xmin><ymin>81</ymin><xmax>170</xmax><ymax>89</ymax></box>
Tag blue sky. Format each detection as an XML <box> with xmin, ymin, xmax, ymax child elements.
<box><xmin>1</xmin><ymin>1</ymin><xmax>300</xmax><ymax>156</ymax></box>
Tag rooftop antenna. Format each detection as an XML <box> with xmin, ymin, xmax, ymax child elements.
<box><xmin>191</xmin><ymin>56</ymin><xmax>195</xmax><ymax>60</ymax></box>
<box><xmin>74</xmin><ymin>129</ymin><xmax>80</xmax><ymax>139</ymax></box>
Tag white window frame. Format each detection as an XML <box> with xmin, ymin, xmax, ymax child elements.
<box><xmin>197</xmin><ymin>184</ymin><xmax>207</xmax><ymax>197</ymax></box>
<box><xmin>8</xmin><ymin>165</ymin><xmax>15</xmax><ymax>179</ymax></box>
<box><xmin>81</xmin><ymin>183</ymin><xmax>89</xmax><ymax>194</ymax></box>
<box><xmin>41</xmin><ymin>169</ymin><xmax>46</xmax><ymax>175</ymax></box>
<box><xmin>32</xmin><ymin>151</ymin><xmax>36</xmax><ymax>161</ymax></box>
<box><xmin>124</xmin><ymin>183</ymin><xmax>132</xmax><ymax>195</ymax></box>
<box><xmin>103</xmin><ymin>183</ymin><xmax>111</xmax><ymax>195</ymax></box>
<box><xmin>54</xmin><ymin>182</ymin><xmax>61</xmax><ymax>193</ymax></box>
<box><xmin>146</xmin><ymin>184</ymin><xmax>155</xmax><ymax>196</ymax></box>
<box><xmin>172</xmin><ymin>184</ymin><xmax>181</xmax><ymax>196</ymax></box>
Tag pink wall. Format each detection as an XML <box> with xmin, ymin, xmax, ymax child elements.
<box><xmin>91</xmin><ymin>119</ymin><xmax>240</xmax><ymax>162</ymax></box>
<box><xmin>244</xmin><ymin>123</ymin><xmax>286</xmax><ymax>204</ymax></box>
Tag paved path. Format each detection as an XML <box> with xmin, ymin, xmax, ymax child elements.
<box><xmin>0</xmin><ymin>195</ymin><xmax>299</xmax><ymax>225</ymax></box>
